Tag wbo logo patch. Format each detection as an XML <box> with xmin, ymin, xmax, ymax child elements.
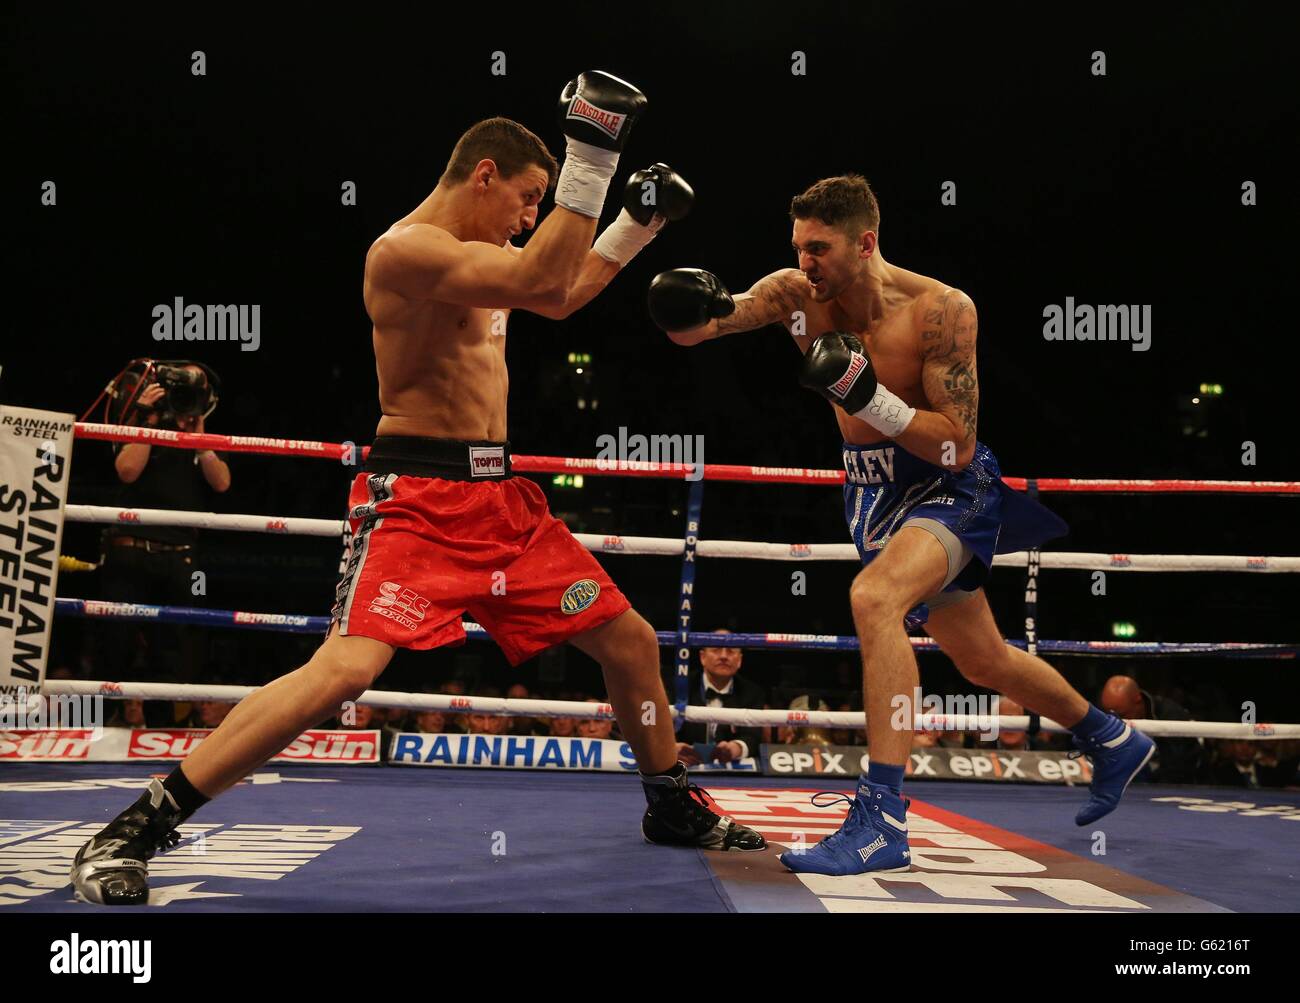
<box><xmin>560</xmin><ymin>579</ymin><xmax>600</xmax><ymax>614</ymax></box>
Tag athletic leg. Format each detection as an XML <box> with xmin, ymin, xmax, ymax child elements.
<box><xmin>923</xmin><ymin>589</ymin><xmax>1087</xmax><ymax>727</ymax></box>
<box><xmin>70</xmin><ymin>627</ymin><xmax>394</xmax><ymax>904</ymax></box>
<box><xmin>926</xmin><ymin>589</ymin><xmax>1154</xmax><ymax>825</ymax></box>
<box><xmin>849</xmin><ymin>525</ymin><xmax>951</xmax><ymax>766</ymax></box>
<box><xmin>181</xmin><ymin>627</ymin><xmax>394</xmax><ymax>797</ymax></box>
<box><xmin>568</xmin><ymin>608</ymin><xmax>676</xmax><ymax>774</ymax></box>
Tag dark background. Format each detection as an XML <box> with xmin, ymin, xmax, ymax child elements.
<box><xmin>6</xmin><ymin>5</ymin><xmax>1297</xmax><ymax>718</ymax></box>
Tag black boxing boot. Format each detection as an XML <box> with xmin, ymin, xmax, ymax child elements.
<box><xmin>70</xmin><ymin>778</ymin><xmax>186</xmax><ymax>905</ymax></box>
<box><xmin>641</xmin><ymin>763</ymin><xmax>766</xmax><ymax>851</ymax></box>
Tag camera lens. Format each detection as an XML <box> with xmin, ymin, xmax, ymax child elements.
<box><xmin>159</xmin><ymin>365</ymin><xmax>209</xmax><ymax>417</ymax></box>
<box><xmin>169</xmin><ymin>386</ymin><xmax>202</xmax><ymax>415</ymax></box>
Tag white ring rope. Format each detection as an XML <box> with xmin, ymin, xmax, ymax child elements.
<box><xmin>64</xmin><ymin>505</ymin><xmax>1300</xmax><ymax>572</ymax></box>
<box><xmin>56</xmin><ymin>443</ymin><xmax>1299</xmax><ymax>757</ymax></box>
<box><xmin>42</xmin><ymin>681</ymin><xmax>1300</xmax><ymax>740</ymax></box>
<box><xmin>67</xmin><ymin>504</ymin><xmax>341</xmax><ymax>537</ymax></box>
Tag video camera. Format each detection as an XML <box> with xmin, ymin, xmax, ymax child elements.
<box><xmin>81</xmin><ymin>358</ymin><xmax>221</xmax><ymax>426</ymax></box>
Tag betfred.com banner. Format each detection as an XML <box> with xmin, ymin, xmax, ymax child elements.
<box><xmin>0</xmin><ymin>406</ymin><xmax>75</xmax><ymax>694</ymax></box>
<box><xmin>762</xmin><ymin>744</ymin><xmax>1094</xmax><ymax>785</ymax></box>
<box><xmin>0</xmin><ymin>728</ymin><xmax>381</xmax><ymax>764</ymax></box>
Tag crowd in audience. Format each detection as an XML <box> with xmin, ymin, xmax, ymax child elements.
<box><xmin>44</xmin><ymin>627</ymin><xmax>1298</xmax><ymax>789</ymax></box>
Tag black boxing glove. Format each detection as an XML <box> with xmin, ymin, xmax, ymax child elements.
<box><xmin>647</xmin><ymin>269</ymin><xmax>735</xmax><ymax>332</ymax></box>
<box><xmin>798</xmin><ymin>331</ymin><xmax>916</xmax><ymax>437</ymax></box>
<box><xmin>593</xmin><ymin>164</ymin><xmax>694</xmax><ymax>267</ymax></box>
<box><xmin>555</xmin><ymin>72</ymin><xmax>648</xmax><ymax>218</ymax></box>
<box><xmin>558</xmin><ymin>71</ymin><xmax>647</xmax><ymax>151</ymax></box>
<box><xmin>623</xmin><ymin>163</ymin><xmax>694</xmax><ymax>225</ymax></box>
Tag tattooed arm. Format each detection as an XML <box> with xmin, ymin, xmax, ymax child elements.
<box><xmin>895</xmin><ymin>288</ymin><xmax>980</xmax><ymax>469</ymax></box>
<box><xmin>666</xmin><ymin>268</ymin><xmax>809</xmax><ymax>345</ymax></box>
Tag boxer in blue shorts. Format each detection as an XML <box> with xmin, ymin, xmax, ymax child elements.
<box><xmin>649</xmin><ymin>173</ymin><xmax>1155</xmax><ymax>876</ymax></box>
<box><xmin>840</xmin><ymin>438</ymin><xmax>1064</xmax><ymax>631</ymax></box>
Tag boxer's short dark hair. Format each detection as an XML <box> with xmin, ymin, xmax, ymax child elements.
<box><xmin>790</xmin><ymin>174</ymin><xmax>881</xmax><ymax>238</ymax></box>
<box><xmin>442</xmin><ymin>117</ymin><xmax>558</xmax><ymax>190</ymax></box>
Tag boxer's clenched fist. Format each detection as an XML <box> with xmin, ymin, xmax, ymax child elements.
<box><xmin>798</xmin><ymin>331</ymin><xmax>879</xmax><ymax>413</ymax></box>
<box><xmin>800</xmin><ymin>331</ymin><xmax>917</xmax><ymax>438</ymax></box>
<box><xmin>647</xmin><ymin>268</ymin><xmax>735</xmax><ymax>336</ymax></box>
<box><xmin>592</xmin><ymin>165</ymin><xmax>693</xmax><ymax>268</ymax></box>
<box><xmin>623</xmin><ymin>163</ymin><xmax>694</xmax><ymax>225</ymax></box>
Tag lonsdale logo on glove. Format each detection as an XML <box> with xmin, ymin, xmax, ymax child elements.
<box><xmin>830</xmin><ymin>353</ymin><xmax>868</xmax><ymax>399</ymax></box>
<box><xmin>566</xmin><ymin>97</ymin><xmax>626</xmax><ymax>140</ymax></box>
<box><xmin>799</xmin><ymin>332</ymin><xmax>916</xmax><ymax>439</ymax></box>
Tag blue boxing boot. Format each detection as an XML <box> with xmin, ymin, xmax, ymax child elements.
<box><xmin>780</xmin><ymin>776</ymin><xmax>911</xmax><ymax>876</ymax></box>
<box><xmin>1070</xmin><ymin>708</ymin><xmax>1156</xmax><ymax>826</ymax></box>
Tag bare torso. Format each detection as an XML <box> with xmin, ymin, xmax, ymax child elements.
<box><xmin>782</xmin><ymin>264</ymin><xmax>953</xmax><ymax>444</ymax></box>
<box><xmin>364</xmin><ymin>224</ymin><xmax>512</xmax><ymax>442</ymax></box>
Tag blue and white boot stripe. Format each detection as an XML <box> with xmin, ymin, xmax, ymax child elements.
<box><xmin>1100</xmin><ymin>722</ymin><xmax>1133</xmax><ymax>749</ymax></box>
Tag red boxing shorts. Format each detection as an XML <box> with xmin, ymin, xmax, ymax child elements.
<box><xmin>330</xmin><ymin>437</ymin><xmax>630</xmax><ymax>664</ymax></box>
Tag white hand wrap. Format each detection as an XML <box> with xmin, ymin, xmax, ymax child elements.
<box><xmin>850</xmin><ymin>384</ymin><xmax>917</xmax><ymax>438</ymax></box>
<box><xmin>555</xmin><ymin>138</ymin><xmax>620</xmax><ymax>218</ymax></box>
<box><xmin>592</xmin><ymin>208</ymin><xmax>665</xmax><ymax>267</ymax></box>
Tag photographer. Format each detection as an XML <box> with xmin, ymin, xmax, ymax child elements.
<box><xmin>101</xmin><ymin>362</ymin><xmax>230</xmax><ymax>684</ymax></box>
<box><xmin>113</xmin><ymin>376</ymin><xmax>230</xmax><ymax>491</ymax></box>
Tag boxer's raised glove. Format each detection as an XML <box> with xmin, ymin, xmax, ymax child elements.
<box><xmin>647</xmin><ymin>268</ymin><xmax>735</xmax><ymax>332</ymax></box>
<box><xmin>555</xmin><ymin>72</ymin><xmax>648</xmax><ymax>218</ymax></box>
<box><xmin>799</xmin><ymin>331</ymin><xmax>916</xmax><ymax>437</ymax></box>
<box><xmin>594</xmin><ymin>165</ymin><xmax>694</xmax><ymax>267</ymax></box>
<box><xmin>558</xmin><ymin>71</ymin><xmax>647</xmax><ymax>151</ymax></box>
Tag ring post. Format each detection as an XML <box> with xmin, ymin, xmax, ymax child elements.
<box><xmin>673</xmin><ymin>474</ymin><xmax>706</xmax><ymax>731</ymax></box>
<box><xmin>1024</xmin><ymin>478</ymin><xmax>1041</xmax><ymax>659</ymax></box>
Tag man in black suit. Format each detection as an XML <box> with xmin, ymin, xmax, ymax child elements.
<box><xmin>671</xmin><ymin>630</ymin><xmax>766</xmax><ymax>766</ymax></box>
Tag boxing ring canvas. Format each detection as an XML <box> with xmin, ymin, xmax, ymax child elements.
<box><xmin>5</xmin><ymin>766</ymin><xmax>1296</xmax><ymax>912</ymax></box>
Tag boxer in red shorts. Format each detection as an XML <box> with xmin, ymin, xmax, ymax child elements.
<box><xmin>332</xmin><ymin>443</ymin><xmax>629</xmax><ymax>666</ymax></box>
<box><xmin>72</xmin><ymin>72</ymin><xmax>765</xmax><ymax>906</ymax></box>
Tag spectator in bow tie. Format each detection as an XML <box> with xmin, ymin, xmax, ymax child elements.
<box><xmin>667</xmin><ymin>630</ymin><xmax>766</xmax><ymax>766</ymax></box>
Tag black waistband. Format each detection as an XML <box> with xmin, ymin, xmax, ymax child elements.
<box><xmin>363</xmin><ymin>436</ymin><xmax>512</xmax><ymax>479</ymax></box>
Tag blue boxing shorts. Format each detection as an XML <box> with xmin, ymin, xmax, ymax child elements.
<box><xmin>842</xmin><ymin>439</ymin><xmax>1067</xmax><ymax>628</ymax></box>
